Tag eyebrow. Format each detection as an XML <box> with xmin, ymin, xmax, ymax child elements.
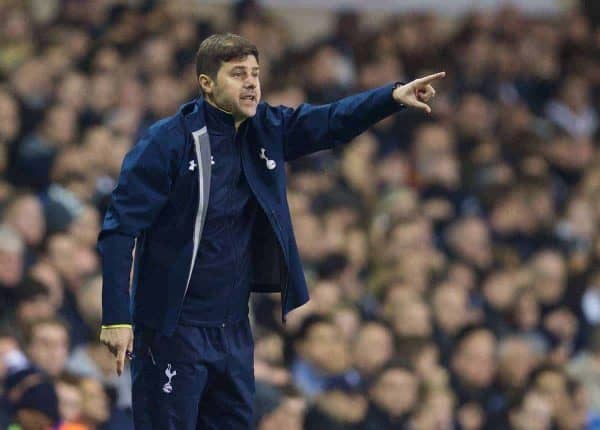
<box><xmin>231</xmin><ymin>66</ymin><xmax>260</xmax><ymax>72</ymax></box>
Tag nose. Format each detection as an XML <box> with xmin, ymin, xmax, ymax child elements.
<box><xmin>244</xmin><ymin>75</ymin><xmax>257</xmax><ymax>88</ymax></box>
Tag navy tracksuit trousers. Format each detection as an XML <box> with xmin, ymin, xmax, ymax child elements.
<box><xmin>131</xmin><ymin>318</ymin><xmax>255</xmax><ymax>429</ymax></box>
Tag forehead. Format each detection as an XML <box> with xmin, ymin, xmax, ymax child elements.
<box><xmin>220</xmin><ymin>55</ymin><xmax>259</xmax><ymax>71</ymax></box>
<box><xmin>33</xmin><ymin>323</ymin><xmax>67</xmax><ymax>338</ymax></box>
<box><xmin>307</xmin><ymin>322</ymin><xmax>337</xmax><ymax>338</ymax></box>
<box><xmin>381</xmin><ymin>368</ymin><xmax>414</xmax><ymax>384</ymax></box>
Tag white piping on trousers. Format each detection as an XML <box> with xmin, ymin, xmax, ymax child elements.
<box><xmin>184</xmin><ymin>126</ymin><xmax>207</xmax><ymax>297</ymax></box>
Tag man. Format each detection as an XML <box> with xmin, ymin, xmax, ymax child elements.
<box><xmin>25</xmin><ymin>317</ymin><xmax>70</xmax><ymax>379</ymax></box>
<box><xmin>98</xmin><ymin>33</ymin><xmax>444</xmax><ymax>429</ymax></box>
<box><xmin>363</xmin><ymin>363</ymin><xmax>420</xmax><ymax>429</ymax></box>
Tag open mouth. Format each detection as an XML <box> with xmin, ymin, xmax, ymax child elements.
<box><xmin>240</xmin><ymin>95</ymin><xmax>256</xmax><ymax>102</ymax></box>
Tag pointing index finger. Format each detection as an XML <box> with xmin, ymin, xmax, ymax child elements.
<box><xmin>416</xmin><ymin>71</ymin><xmax>446</xmax><ymax>85</ymax></box>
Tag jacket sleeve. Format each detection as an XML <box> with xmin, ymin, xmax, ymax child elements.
<box><xmin>97</xmin><ymin>131</ymin><xmax>173</xmax><ymax>327</ymax></box>
<box><xmin>280</xmin><ymin>83</ymin><xmax>404</xmax><ymax>161</ymax></box>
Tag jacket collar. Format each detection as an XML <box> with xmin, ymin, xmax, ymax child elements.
<box><xmin>180</xmin><ymin>95</ymin><xmax>207</xmax><ymax>135</ymax></box>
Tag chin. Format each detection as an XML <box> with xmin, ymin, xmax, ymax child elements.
<box><xmin>240</xmin><ymin>106</ymin><xmax>258</xmax><ymax>118</ymax></box>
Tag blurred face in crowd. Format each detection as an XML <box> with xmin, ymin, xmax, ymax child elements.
<box><xmin>200</xmin><ymin>55</ymin><xmax>261</xmax><ymax>123</ymax></box>
<box><xmin>454</xmin><ymin>93</ymin><xmax>493</xmax><ymax>139</ymax></box>
<box><xmin>79</xmin><ymin>377</ymin><xmax>110</xmax><ymax>426</ymax></box>
<box><xmin>14</xmin><ymin>409</ymin><xmax>54</xmax><ymax>430</ymax></box>
<box><xmin>56</xmin><ymin>380</ymin><xmax>83</xmax><ymax>423</ymax></box>
<box><xmin>563</xmin><ymin>197</ymin><xmax>596</xmax><ymax>240</ymax></box>
<box><xmin>483</xmin><ymin>271</ymin><xmax>517</xmax><ymax>312</ymax></box>
<box><xmin>89</xmin><ymin>73</ymin><xmax>117</xmax><ymax>114</ymax></box>
<box><xmin>452</xmin><ymin>329</ymin><xmax>497</xmax><ymax>389</ymax></box>
<box><xmin>149</xmin><ymin>75</ymin><xmax>185</xmax><ymax>118</ymax></box>
<box><xmin>298</xmin><ymin>321</ymin><xmax>351</xmax><ymax>374</ymax></box>
<box><xmin>498</xmin><ymin>337</ymin><xmax>537</xmax><ymax>389</ymax></box>
<box><xmin>421</xmin><ymin>390</ymin><xmax>455</xmax><ymax>429</ymax></box>
<box><xmin>4</xmin><ymin>194</ymin><xmax>46</xmax><ymax>248</ymax></box>
<box><xmin>352</xmin><ymin>322</ymin><xmax>394</xmax><ymax>377</ymax></box>
<box><xmin>370</xmin><ymin>367</ymin><xmax>418</xmax><ymax>417</ymax></box>
<box><xmin>341</xmin><ymin>133</ymin><xmax>378</xmax><ymax>196</ymax></box>
<box><xmin>432</xmin><ymin>282</ymin><xmax>469</xmax><ymax>335</ymax></box>
<box><xmin>57</xmin><ymin>72</ymin><xmax>88</xmax><ymax>112</ymax></box>
<box><xmin>143</xmin><ymin>37</ymin><xmax>175</xmax><ymax>76</ymax></box>
<box><xmin>27</xmin><ymin>321</ymin><xmax>69</xmax><ymax>378</ymax></box>
<box><xmin>560</xmin><ymin>76</ymin><xmax>591</xmax><ymax>112</ymax></box>
<box><xmin>533</xmin><ymin>369</ymin><xmax>569</xmax><ymax>412</ymax></box>
<box><xmin>47</xmin><ymin>234</ymin><xmax>98</xmax><ymax>290</ymax></box>
<box><xmin>255</xmin><ymin>332</ymin><xmax>284</xmax><ymax>365</ymax></box>
<box><xmin>391</xmin><ymin>297</ymin><xmax>432</xmax><ymax>340</ymax></box>
<box><xmin>332</xmin><ymin>306</ymin><xmax>361</xmax><ymax>341</ymax></box>
<box><xmin>447</xmin><ymin>217</ymin><xmax>492</xmax><ymax>270</ymax></box>
<box><xmin>28</xmin><ymin>261</ymin><xmax>64</xmax><ymax>308</ymax></box>
<box><xmin>11</xmin><ymin>58</ymin><xmax>53</xmax><ymax>101</ymax></box>
<box><xmin>446</xmin><ymin>262</ymin><xmax>476</xmax><ymax>292</ymax></box>
<box><xmin>17</xmin><ymin>292</ymin><xmax>55</xmax><ymax>326</ymax></box>
<box><xmin>68</xmin><ymin>206</ymin><xmax>100</xmax><ymax>249</ymax></box>
<box><xmin>387</xmin><ymin>218</ymin><xmax>431</xmax><ymax>260</ymax></box>
<box><xmin>309</xmin><ymin>281</ymin><xmax>341</xmax><ymax>315</ymax></box>
<box><xmin>509</xmin><ymin>391</ymin><xmax>553</xmax><ymax>430</ymax></box>
<box><xmin>42</xmin><ymin>104</ymin><xmax>77</xmax><ymax>147</ymax></box>
<box><xmin>413</xmin><ymin>124</ymin><xmax>459</xmax><ymax>188</ymax></box>
<box><xmin>512</xmin><ymin>290</ymin><xmax>541</xmax><ymax>331</ymax></box>
<box><xmin>531</xmin><ymin>250</ymin><xmax>566</xmax><ymax>305</ymax></box>
<box><xmin>305</xmin><ymin>44</ymin><xmax>349</xmax><ymax>89</ymax></box>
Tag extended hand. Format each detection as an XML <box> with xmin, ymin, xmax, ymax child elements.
<box><xmin>100</xmin><ymin>326</ymin><xmax>133</xmax><ymax>376</ymax></box>
<box><xmin>392</xmin><ymin>71</ymin><xmax>446</xmax><ymax>114</ymax></box>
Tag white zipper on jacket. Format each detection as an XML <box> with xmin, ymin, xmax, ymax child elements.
<box><xmin>183</xmin><ymin>126</ymin><xmax>208</xmax><ymax>296</ymax></box>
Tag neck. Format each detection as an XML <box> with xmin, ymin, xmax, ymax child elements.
<box><xmin>204</xmin><ymin>96</ymin><xmax>245</xmax><ymax>130</ymax></box>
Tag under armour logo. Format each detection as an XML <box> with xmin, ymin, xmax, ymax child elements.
<box><xmin>163</xmin><ymin>364</ymin><xmax>177</xmax><ymax>394</ymax></box>
<box><xmin>189</xmin><ymin>160</ymin><xmax>196</xmax><ymax>171</ymax></box>
<box><xmin>259</xmin><ymin>148</ymin><xmax>276</xmax><ymax>170</ymax></box>
<box><xmin>211</xmin><ymin>155</ymin><xmax>215</xmax><ymax>165</ymax></box>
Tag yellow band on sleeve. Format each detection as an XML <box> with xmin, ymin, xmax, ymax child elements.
<box><xmin>101</xmin><ymin>324</ymin><xmax>133</xmax><ymax>329</ymax></box>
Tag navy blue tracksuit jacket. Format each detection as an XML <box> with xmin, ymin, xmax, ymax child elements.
<box><xmin>178</xmin><ymin>99</ymin><xmax>259</xmax><ymax>325</ymax></box>
<box><xmin>98</xmin><ymin>82</ymin><xmax>404</xmax><ymax>336</ymax></box>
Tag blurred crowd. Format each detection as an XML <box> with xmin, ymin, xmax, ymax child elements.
<box><xmin>1</xmin><ymin>0</ymin><xmax>600</xmax><ymax>429</ymax></box>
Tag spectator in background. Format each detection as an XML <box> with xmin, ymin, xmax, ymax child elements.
<box><xmin>291</xmin><ymin>315</ymin><xmax>358</xmax><ymax>399</ymax></box>
<box><xmin>24</xmin><ymin>317</ymin><xmax>70</xmax><ymax>379</ymax></box>
<box><xmin>362</xmin><ymin>363</ymin><xmax>419</xmax><ymax>429</ymax></box>
<box><xmin>351</xmin><ymin>321</ymin><xmax>395</xmax><ymax>381</ymax></box>
<box><xmin>507</xmin><ymin>389</ymin><xmax>554</xmax><ymax>430</ymax></box>
<box><xmin>55</xmin><ymin>373</ymin><xmax>85</xmax><ymax>427</ymax></box>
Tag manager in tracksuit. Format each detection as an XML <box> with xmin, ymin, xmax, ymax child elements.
<box><xmin>98</xmin><ymin>33</ymin><xmax>444</xmax><ymax>429</ymax></box>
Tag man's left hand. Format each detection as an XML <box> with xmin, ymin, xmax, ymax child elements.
<box><xmin>392</xmin><ymin>71</ymin><xmax>446</xmax><ymax>114</ymax></box>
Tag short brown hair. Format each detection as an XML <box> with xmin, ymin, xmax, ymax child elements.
<box><xmin>195</xmin><ymin>33</ymin><xmax>259</xmax><ymax>79</ymax></box>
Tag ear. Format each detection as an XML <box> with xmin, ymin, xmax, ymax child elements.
<box><xmin>198</xmin><ymin>74</ymin><xmax>214</xmax><ymax>96</ymax></box>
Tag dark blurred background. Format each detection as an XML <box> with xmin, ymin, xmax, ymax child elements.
<box><xmin>0</xmin><ymin>0</ymin><xmax>599</xmax><ymax>429</ymax></box>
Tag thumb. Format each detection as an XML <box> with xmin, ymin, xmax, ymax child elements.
<box><xmin>411</xmin><ymin>100</ymin><xmax>432</xmax><ymax>114</ymax></box>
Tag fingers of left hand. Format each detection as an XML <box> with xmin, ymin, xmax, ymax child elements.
<box><xmin>416</xmin><ymin>71</ymin><xmax>446</xmax><ymax>85</ymax></box>
<box><xmin>415</xmin><ymin>85</ymin><xmax>435</xmax><ymax>102</ymax></box>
